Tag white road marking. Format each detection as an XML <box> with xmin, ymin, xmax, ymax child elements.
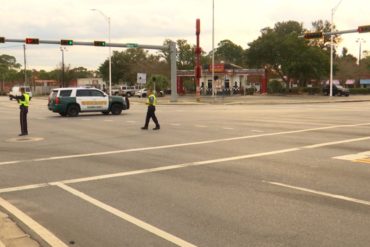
<box><xmin>222</xmin><ymin>127</ymin><xmax>234</xmax><ymax>130</ymax></box>
<box><xmin>2</xmin><ymin>135</ymin><xmax>370</xmax><ymax>195</ymax></box>
<box><xmin>81</xmin><ymin>119</ymin><xmax>91</xmax><ymax>121</ymax></box>
<box><xmin>0</xmin><ymin>184</ymin><xmax>48</xmax><ymax>194</ymax></box>
<box><xmin>194</xmin><ymin>125</ymin><xmax>207</xmax><ymax>128</ymax></box>
<box><xmin>1</xmin><ymin>122</ymin><xmax>370</xmax><ymax>166</ymax></box>
<box><xmin>250</xmin><ymin>119</ymin><xmax>333</xmax><ymax>126</ymax></box>
<box><xmin>251</xmin><ymin>130</ymin><xmax>264</xmax><ymax>133</ymax></box>
<box><xmin>103</xmin><ymin>119</ymin><xmax>114</xmax><ymax>122</ymax></box>
<box><xmin>0</xmin><ymin>197</ymin><xmax>68</xmax><ymax>247</ymax></box>
<box><xmin>302</xmin><ymin>137</ymin><xmax>370</xmax><ymax>149</ymax></box>
<box><xmin>267</xmin><ymin>181</ymin><xmax>370</xmax><ymax>206</ymax></box>
<box><xmin>126</xmin><ymin>120</ymin><xmax>137</xmax><ymax>123</ymax></box>
<box><xmin>334</xmin><ymin>151</ymin><xmax>370</xmax><ymax>161</ymax></box>
<box><xmin>170</xmin><ymin>123</ymin><xmax>181</xmax><ymax>126</ymax></box>
<box><xmin>55</xmin><ymin>183</ymin><xmax>197</xmax><ymax>247</ymax></box>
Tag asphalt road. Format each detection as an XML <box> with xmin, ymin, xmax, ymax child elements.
<box><xmin>1</xmin><ymin>96</ymin><xmax>370</xmax><ymax>247</ymax></box>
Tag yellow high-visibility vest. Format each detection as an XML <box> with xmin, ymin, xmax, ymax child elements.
<box><xmin>19</xmin><ymin>93</ymin><xmax>30</xmax><ymax>107</ymax></box>
<box><xmin>147</xmin><ymin>93</ymin><xmax>157</xmax><ymax>106</ymax></box>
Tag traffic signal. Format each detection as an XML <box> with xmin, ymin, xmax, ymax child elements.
<box><xmin>303</xmin><ymin>32</ymin><xmax>323</xmax><ymax>39</ymax></box>
<box><xmin>358</xmin><ymin>25</ymin><xmax>370</xmax><ymax>33</ymax></box>
<box><xmin>94</xmin><ymin>41</ymin><xmax>106</xmax><ymax>46</ymax></box>
<box><xmin>61</xmin><ymin>39</ymin><xmax>73</xmax><ymax>46</ymax></box>
<box><xmin>0</xmin><ymin>37</ymin><xmax>4</xmax><ymax>43</ymax></box>
<box><xmin>25</xmin><ymin>38</ymin><xmax>39</xmax><ymax>44</ymax></box>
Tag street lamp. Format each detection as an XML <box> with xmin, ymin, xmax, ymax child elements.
<box><xmin>60</xmin><ymin>47</ymin><xmax>67</xmax><ymax>87</ymax></box>
<box><xmin>356</xmin><ymin>38</ymin><xmax>366</xmax><ymax>65</ymax></box>
<box><xmin>330</xmin><ymin>0</ymin><xmax>344</xmax><ymax>97</ymax></box>
<box><xmin>91</xmin><ymin>8</ymin><xmax>112</xmax><ymax>95</ymax></box>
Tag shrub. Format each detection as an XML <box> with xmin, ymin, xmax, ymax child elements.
<box><xmin>302</xmin><ymin>87</ymin><xmax>321</xmax><ymax>95</ymax></box>
<box><xmin>268</xmin><ymin>80</ymin><xmax>284</xmax><ymax>94</ymax></box>
<box><xmin>349</xmin><ymin>88</ymin><xmax>370</xmax><ymax>95</ymax></box>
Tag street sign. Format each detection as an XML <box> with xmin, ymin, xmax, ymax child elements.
<box><xmin>126</xmin><ymin>43</ymin><xmax>138</xmax><ymax>48</ymax></box>
<box><xmin>137</xmin><ymin>73</ymin><xmax>146</xmax><ymax>84</ymax></box>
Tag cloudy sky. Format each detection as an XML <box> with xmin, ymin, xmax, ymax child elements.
<box><xmin>0</xmin><ymin>0</ymin><xmax>369</xmax><ymax>71</ymax></box>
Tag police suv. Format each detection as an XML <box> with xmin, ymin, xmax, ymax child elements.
<box><xmin>48</xmin><ymin>87</ymin><xmax>129</xmax><ymax>117</ymax></box>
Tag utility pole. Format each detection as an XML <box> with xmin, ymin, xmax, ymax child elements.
<box><xmin>356</xmin><ymin>38</ymin><xmax>366</xmax><ymax>66</ymax></box>
<box><xmin>23</xmin><ymin>44</ymin><xmax>27</xmax><ymax>85</ymax></box>
<box><xmin>60</xmin><ymin>47</ymin><xmax>66</xmax><ymax>87</ymax></box>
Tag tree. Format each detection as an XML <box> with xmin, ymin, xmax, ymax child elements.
<box><xmin>99</xmin><ymin>48</ymin><xmax>169</xmax><ymax>85</ymax></box>
<box><xmin>0</xmin><ymin>54</ymin><xmax>22</xmax><ymax>87</ymax></box>
<box><xmin>0</xmin><ymin>54</ymin><xmax>21</xmax><ymax>71</ymax></box>
<box><xmin>336</xmin><ymin>48</ymin><xmax>359</xmax><ymax>81</ymax></box>
<box><xmin>161</xmin><ymin>39</ymin><xmax>210</xmax><ymax>70</ymax></box>
<box><xmin>246</xmin><ymin>21</ymin><xmax>330</xmax><ymax>85</ymax></box>
<box><xmin>213</xmin><ymin>40</ymin><xmax>244</xmax><ymax>65</ymax></box>
<box><xmin>309</xmin><ymin>20</ymin><xmax>341</xmax><ymax>53</ymax></box>
<box><xmin>146</xmin><ymin>74</ymin><xmax>169</xmax><ymax>92</ymax></box>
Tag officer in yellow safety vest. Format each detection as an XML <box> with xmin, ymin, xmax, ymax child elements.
<box><xmin>141</xmin><ymin>88</ymin><xmax>160</xmax><ymax>130</ymax></box>
<box><xmin>10</xmin><ymin>87</ymin><xmax>30</xmax><ymax>136</ymax></box>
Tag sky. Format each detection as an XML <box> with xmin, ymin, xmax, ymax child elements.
<box><xmin>0</xmin><ymin>0</ymin><xmax>369</xmax><ymax>71</ymax></box>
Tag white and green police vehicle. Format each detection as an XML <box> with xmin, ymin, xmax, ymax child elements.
<box><xmin>48</xmin><ymin>87</ymin><xmax>129</xmax><ymax>117</ymax></box>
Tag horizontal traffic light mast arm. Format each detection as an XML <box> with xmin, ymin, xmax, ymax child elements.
<box><xmin>300</xmin><ymin>26</ymin><xmax>369</xmax><ymax>38</ymax></box>
<box><xmin>2</xmin><ymin>38</ymin><xmax>166</xmax><ymax>50</ymax></box>
<box><xmin>324</xmin><ymin>29</ymin><xmax>358</xmax><ymax>36</ymax></box>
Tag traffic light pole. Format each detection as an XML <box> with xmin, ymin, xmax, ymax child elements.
<box><xmin>301</xmin><ymin>24</ymin><xmax>370</xmax><ymax>97</ymax></box>
<box><xmin>1</xmin><ymin>38</ymin><xmax>178</xmax><ymax>101</ymax></box>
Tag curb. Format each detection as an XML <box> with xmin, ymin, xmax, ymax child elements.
<box><xmin>0</xmin><ymin>209</ymin><xmax>40</xmax><ymax>247</ymax></box>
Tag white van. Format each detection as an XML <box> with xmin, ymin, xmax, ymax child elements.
<box><xmin>8</xmin><ymin>86</ymin><xmax>33</xmax><ymax>100</ymax></box>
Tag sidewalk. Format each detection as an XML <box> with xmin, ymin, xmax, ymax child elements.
<box><xmin>0</xmin><ymin>211</ymin><xmax>39</xmax><ymax>247</ymax></box>
<box><xmin>129</xmin><ymin>94</ymin><xmax>370</xmax><ymax>105</ymax></box>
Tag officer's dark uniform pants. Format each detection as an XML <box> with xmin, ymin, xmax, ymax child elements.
<box><xmin>144</xmin><ymin>105</ymin><xmax>159</xmax><ymax>128</ymax></box>
<box><xmin>20</xmin><ymin>106</ymin><xmax>28</xmax><ymax>134</ymax></box>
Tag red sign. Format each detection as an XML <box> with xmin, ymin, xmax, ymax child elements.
<box><xmin>208</xmin><ymin>64</ymin><xmax>224</xmax><ymax>73</ymax></box>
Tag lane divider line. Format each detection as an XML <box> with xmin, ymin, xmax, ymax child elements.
<box><xmin>54</xmin><ymin>183</ymin><xmax>197</xmax><ymax>247</ymax></box>
<box><xmin>0</xmin><ymin>197</ymin><xmax>68</xmax><ymax>247</ymax></box>
<box><xmin>1</xmin><ymin>122</ymin><xmax>370</xmax><ymax>167</ymax></box>
<box><xmin>1</xmin><ymin>136</ymin><xmax>369</xmax><ymax>195</ymax></box>
<box><xmin>266</xmin><ymin>181</ymin><xmax>370</xmax><ymax>207</ymax></box>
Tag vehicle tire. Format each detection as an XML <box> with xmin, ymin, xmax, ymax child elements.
<box><xmin>59</xmin><ymin>112</ymin><xmax>67</xmax><ymax>117</ymax></box>
<box><xmin>102</xmin><ymin>111</ymin><xmax>110</xmax><ymax>115</ymax></box>
<box><xmin>110</xmin><ymin>104</ymin><xmax>123</xmax><ymax>115</ymax></box>
<box><xmin>67</xmin><ymin>104</ymin><xmax>79</xmax><ymax>117</ymax></box>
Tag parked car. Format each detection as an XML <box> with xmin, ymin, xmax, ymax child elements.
<box><xmin>48</xmin><ymin>87</ymin><xmax>129</xmax><ymax>117</ymax></box>
<box><xmin>111</xmin><ymin>85</ymin><xmax>138</xmax><ymax>97</ymax></box>
<box><xmin>134</xmin><ymin>88</ymin><xmax>165</xmax><ymax>97</ymax></box>
<box><xmin>135</xmin><ymin>88</ymin><xmax>147</xmax><ymax>97</ymax></box>
<box><xmin>8</xmin><ymin>85</ymin><xmax>33</xmax><ymax>100</ymax></box>
<box><xmin>323</xmin><ymin>84</ymin><xmax>349</xmax><ymax>96</ymax></box>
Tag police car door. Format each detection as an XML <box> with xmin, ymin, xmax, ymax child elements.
<box><xmin>76</xmin><ymin>89</ymin><xmax>108</xmax><ymax>111</ymax></box>
<box><xmin>89</xmin><ymin>89</ymin><xmax>109</xmax><ymax>111</ymax></box>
